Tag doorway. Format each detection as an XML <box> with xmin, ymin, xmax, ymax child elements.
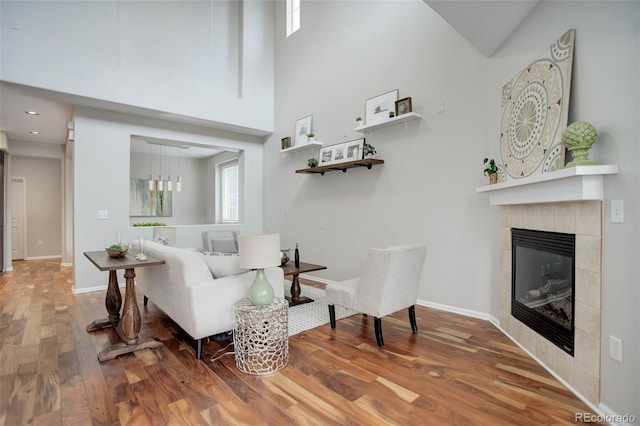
<box><xmin>11</xmin><ymin>177</ymin><xmax>26</xmax><ymax>260</ymax></box>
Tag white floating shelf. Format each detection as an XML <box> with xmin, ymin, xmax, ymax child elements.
<box><xmin>355</xmin><ymin>112</ymin><xmax>421</xmax><ymax>133</ymax></box>
<box><xmin>476</xmin><ymin>165</ymin><xmax>619</xmax><ymax>206</ymax></box>
<box><xmin>281</xmin><ymin>141</ymin><xmax>323</xmax><ymax>154</ymax></box>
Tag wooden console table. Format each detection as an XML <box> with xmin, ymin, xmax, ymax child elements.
<box><xmin>84</xmin><ymin>251</ymin><xmax>164</xmax><ymax>362</ymax></box>
<box><xmin>279</xmin><ymin>262</ymin><xmax>327</xmax><ymax>306</ymax></box>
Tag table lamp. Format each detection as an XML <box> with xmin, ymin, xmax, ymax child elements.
<box><xmin>238</xmin><ymin>233</ymin><xmax>281</xmax><ymax>305</ymax></box>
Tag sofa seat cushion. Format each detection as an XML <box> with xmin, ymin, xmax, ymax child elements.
<box><xmin>201</xmin><ymin>251</ymin><xmax>248</xmax><ymax>279</ymax></box>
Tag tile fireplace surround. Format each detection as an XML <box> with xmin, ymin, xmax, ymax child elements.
<box><xmin>478</xmin><ymin>166</ymin><xmax>618</xmax><ymax>405</ymax></box>
<box><xmin>500</xmin><ymin>200</ymin><xmax>602</xmax><ymax>403</ymax></box>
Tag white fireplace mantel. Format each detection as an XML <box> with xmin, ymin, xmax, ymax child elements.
<box><xmin>476</xmin><ymin>165</ymin><xmax>619</xmax><ymax>206</ymax></box>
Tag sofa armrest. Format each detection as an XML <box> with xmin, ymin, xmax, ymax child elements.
<box><xmin>186</xmin><ymin>267</ymin><xmax>285</xmax><ymax>339</ymax></box>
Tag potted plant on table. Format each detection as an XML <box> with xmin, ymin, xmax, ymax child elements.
<box><xmin>483</xmin><ymin>158</ymin><xmax>498</xmax><ymax>184</ymax></box>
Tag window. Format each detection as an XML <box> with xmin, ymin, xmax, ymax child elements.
<box><xmin>220</xmin><ymin>160</ymin><xmax>239</xmax><ymax>222</ymax></box>
<box><xmin>286</xmin><ymin>0</ymin><xmax>300</xmax><ymax>37</ymax></box>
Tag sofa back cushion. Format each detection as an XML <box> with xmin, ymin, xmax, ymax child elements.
<box><xmin>201</xmin><ymin>252</ymin><xmax>248</xmax><ymax>279</ymax></box>
<box><xmin>202</xmin><ymin>230</ymin><xmax>238</xmax><ymax>253</ymax></box>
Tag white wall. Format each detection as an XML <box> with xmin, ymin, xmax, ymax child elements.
<box><xmin>0</xmin><ymin>0</ymin><xmax>275</xmax><ymax>134</ymax></box>
<box><xmin>489</xmin><ymin>1</ymin><xmax>639</xmax><ymax>417</ymax></box>
<box><xmin>10</xmin><ymin>156</ymin><xmax>62</xmax><ymax>258</ymax></box>
<box><xmin>73</xmin><ymin>107</ymin><xmax>265</xmax><ymax>291</ymax></box>
<box><xmin>265</xmin><ymin>1</ymin><xmax>494</xmax><ymax>314</ymax></box>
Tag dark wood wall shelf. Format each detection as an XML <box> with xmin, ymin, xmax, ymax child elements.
<box><xmin>296</xmin><ymin>158</ymin><xmax>384</xmax><ymax>175</ymax></box>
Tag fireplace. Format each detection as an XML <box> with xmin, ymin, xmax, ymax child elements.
<box><xmin>511</xmin><ymin>228</ymin><xmax>575</xmax><ymax>355</ymax></box>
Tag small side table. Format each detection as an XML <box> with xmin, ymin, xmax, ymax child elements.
<box><xmin>279</xmin><ymin>262</ymin><xmax>327</xmax><ymax>306</ymax></box>
<box><xmin>84</xmin><ymin>251</ymin><xmax>164</xmax><ymax>362</ymax></box>
<box><xmin>233</xmin><ymin>297</ymin><xmax>289</xmax><ymax>375</ymax></box>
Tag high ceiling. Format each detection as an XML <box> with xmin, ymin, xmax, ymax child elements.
<box><xmin>1</xmin><ymin>1</ymin><xmax>538</xmax><ymax>152</ymax></box>
<box><xmin>424</xmin><ymin>0</ymin><xmax>539</xmax><ymax>57</ymax></box>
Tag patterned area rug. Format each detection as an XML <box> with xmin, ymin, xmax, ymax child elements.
<box><xmin>286</xmin><ymin>283</ymin><xmax>357</xmax><ymax>336</ymax></box>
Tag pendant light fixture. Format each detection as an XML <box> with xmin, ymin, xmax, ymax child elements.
<box><xmin>148</xmin><ymin>142</ymin><xmax>154</xmax><ymax>191</ymax></box>
<box><xmin>167</xmin><ymin>146</ymin><xmax>173</xmax><ymax>192</ymax></box>
<box><xmin>146</xmin><ymin>140</ymin><xmax>185</xmax><ymax>192</ymax></box>
<box><xmin>176</xmin><ymin>147</ymin><xmax>182</xmax><ymax>192</ymax></box>
<box><xmin>157</xmin><ymin>145</ymin><xmax>163</xmax><ymax>192</ymax></box>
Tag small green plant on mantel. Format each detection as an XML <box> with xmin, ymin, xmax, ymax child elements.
<box><xmin>483</xmin><ymin>158</ymin><xmax>498</xmax><ymax>184</ymax></box>
<box><xmin>133</xmin><ymin>222</ymin><xmax>167</xmax><ymax>227</ymax></box>
<box><xmin>307</xmin><ymin>158</ymin><xmax>318</xmax><ymax>168</ymax></box>
<box><xmin>483</xmin><ymin>158</ymin><xmax>497</xmax><ymax>175</ymax></box>
<box><xmin>306</xmin><ymin>132</ymin><xmax>315</xmax><ymax>138</ymax></box>
<box><xmin>363</xmin><ymin>143</ymin><xmax>376</xmax><ymax>158</ymax></box>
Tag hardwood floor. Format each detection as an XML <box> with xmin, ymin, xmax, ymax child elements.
<box><xmin>1</xmin><ymin>259</ymin><xmax>603</xmax><ymax>425</ymax></box>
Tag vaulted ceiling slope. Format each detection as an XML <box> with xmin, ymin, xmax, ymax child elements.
<box><xmin>424</xmin><ymin>0</ymin><xmax>539</xmax><ymax>57</ymax></box>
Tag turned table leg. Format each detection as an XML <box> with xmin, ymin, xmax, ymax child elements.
<box><xmin>86</xmin><ymin>270</ymin><xmax>122</xmax><ymax>332</ymax></box>
<box><xmin>286</xmin><ymin>273</ymin><xmax>314</xmax><ymax>307</ymax></box>
<box><xmin>98</xmin><ymin>267</ymin><xmax>162</xmax><ymax>362</ymax></box>
<box><xmin>290</xmin><ymin>274</ymin><xmax>301</xmax><ymax>300</ymax></box>
<box><xmin>119</xmin><ymin>268</ymin><xmax>141</xmax><ymax>344</ymax></box>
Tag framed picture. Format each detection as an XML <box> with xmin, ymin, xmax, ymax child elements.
<box><xmin>129</xmin><ymin>179</ymin><xmax>172</xmax><ymax>217</ymax></box>
<box><xmin>281</xmin><ymin>137</ymin><xmax>291</xmax><ymax>150</ymax></box>
<box><xmin>318</xmin><ymin>138</ymin><xmax>365</xmax><ymax>166</ymax></box>
<box><xmin>365</xmin><ymin>89</ymin><xmax>398</xmax><ymax>126</ymax></box>
<box><xmin>395</xmin><ymin>97</ymin><xmax>412</xmax><ymax>116</ymax></box>
<box><xmin>294</xmin><ymin>115</ymin><xmax>313</xmax><ymax>146</ymax></box>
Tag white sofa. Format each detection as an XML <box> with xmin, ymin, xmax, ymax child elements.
<box><xmin>135</xmin><ymin>241</ymin><xmax>285</xmax><ymax>359</ymax></box>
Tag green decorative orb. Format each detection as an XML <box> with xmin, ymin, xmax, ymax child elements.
<box><xmin>562</xmin><ymin>121</ymin><xmax>598</xmax><ymax>167</ymax></box>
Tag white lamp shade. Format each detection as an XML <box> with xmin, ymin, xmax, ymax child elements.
<box><xmin>238</xmin><ymin>233</ymin><xmax>281</xmax><ymax>269</ymax></box>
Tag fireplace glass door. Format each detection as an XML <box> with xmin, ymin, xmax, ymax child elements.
<box><xmin>512</xmin><ymin>228</ymin><xmax>575</xmax><ymax>355</ymax></box>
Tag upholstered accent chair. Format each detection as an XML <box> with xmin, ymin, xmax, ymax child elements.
<box><xmin>326</xmin><ymin>244</ymin><xmax>427</xmax><ymax>348</ymax></box>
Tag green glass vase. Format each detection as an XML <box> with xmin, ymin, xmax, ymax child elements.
<box><xmin>248</xmin><ymin>269</ymin><xmax>274</xmax><ymax>306</ymax></box>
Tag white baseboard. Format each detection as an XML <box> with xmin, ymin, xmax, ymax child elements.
<box><xmin>60</xmin><ymin>262</ymin><xmax>73</xmax><ymax>267</ymax></box>
<box><xmin>24</xmin><ymin>255</ymin><xmax>62</xmax><ymax>261</ymax></box>
<box><xmin>417</xmin><ymin>298</ymin><xmax>497</xmax><ymax>323</ymax></box>
<box><xmin>299</xmin><ymin>273</ymin><xmax>334</xmax><ymax>286</ymax></box>
<box><xmin>2</xmin><ymin>266</ymin><xmax>14</xmax><ymax>272</ymax></box>
<box><xmin>73</xmin><ymin>282</ymin><xmax>126</xmax><ymax>294</ymax></box>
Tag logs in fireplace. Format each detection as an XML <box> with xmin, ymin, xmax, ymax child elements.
<box><xmin>511</xmin><ymin>228</ymin><xmax>575</xmax><ymax>355</ymax></box>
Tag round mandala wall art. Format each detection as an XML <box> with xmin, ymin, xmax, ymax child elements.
<box><xmin>499</xmin><ymin>29</ymin><xmax>575</xmax><ymax>181</ymax></box>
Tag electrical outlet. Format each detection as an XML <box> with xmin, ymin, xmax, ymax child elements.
<box><xmin>37</xmin><ymin>240</ymin><xmax>44</xmax><ymax>246</ymax></box>
<box><xmin>611</xmin><ymin>200</ymin><xmax>624</xmax><ymax>223</ymax></box>
<box><xmin>98</xmin><ymin>210</ymin><xmax>108</xmax><ymax>220</ymax></box>
<box><xmin>609</xmin><ymin>335</ymin><xmax>623</xmax><ymax>363</ymax></box>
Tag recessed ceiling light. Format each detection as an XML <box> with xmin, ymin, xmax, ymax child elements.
<box><xmin>25</xmin><ymin>111</ymin><xmax>39</xmax><ymax>115</ymax></box>
<box><xmin>30</xmin><ymin>131</ymin><xmax>40</xmax><ymax>135</ymax></box>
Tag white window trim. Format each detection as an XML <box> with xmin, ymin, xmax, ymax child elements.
<box><xmin>286</xmin><ymin>0</ymin><xmax>300</xmax><ymax>37</ymax></box>
<box><xmin>217</xmin><ymin>158</ymin><xmax>241</xmax><ymax>224</ymax></box>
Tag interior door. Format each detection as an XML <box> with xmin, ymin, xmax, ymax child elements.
<box><xmin>11</xmin><ymin>178</ymin><xmax>25</xmax><ymax>260</ymax></box>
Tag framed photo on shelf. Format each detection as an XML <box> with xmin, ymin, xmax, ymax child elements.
<box><xmin>294</xmin><ymin>115</ymin><xmax>313</xmax><ymax>146</ymax></box>
<box><xmin>395</xmin><ymin>97</ymin><xmax>412</xmax><ymax>116</ymax></box>
<box><xmin>365</xmin><ymin>89</ymin><xmax>398</xmax><ymax>126</ymax></box>
<box><xmin>318</xmin><ymin>138</ymin><xmax>365</xmax><ymax>166</ymax></box>
<box><xmin>281</xmin><ymin>137</ymin><xmax>292</xmax><ymax>150</ymax></box>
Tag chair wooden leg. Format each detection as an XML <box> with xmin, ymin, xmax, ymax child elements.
<box><xmin>374</xmin><ymin>317</ymin><xmax>384</xmax><ymax>348</ymax></box>
<box><xmin>409</xmin><ymin>305</ymin><xmax>418</xmax><ymax>333</ymax></box>
<box><xmin>143</xmin><ymin>295</ymin><xmax>148</xmax><ymax>306</ymax></box>
<box><xmin>329</xmin><ymin>305</ymin><xmax>336</xmax><ymax>328</ymax></box>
